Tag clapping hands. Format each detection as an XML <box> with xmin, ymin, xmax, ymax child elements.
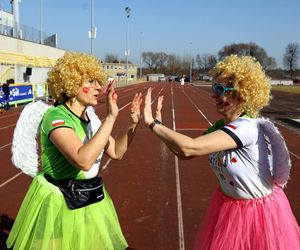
<box><xmin>144</xmin><ymin>87</ymin><xmax>164</xmax><ymax>126</ymax></box>
<box><xmin>130</xmin><ymin>93</ymin><xmax>143</xmax><ymax>124</ymax></box>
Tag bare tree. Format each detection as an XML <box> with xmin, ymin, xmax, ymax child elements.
<box><xmin>142</xmin><ymin>52</ymin><xmax>157</xmax><ymax>70</ymax></box>
<box><xmin>182</xmin><ymin>54</ymin><xmax>191</xmax><ymax>73</ymax></box>
<box><xmin>141</xmin><ymin>52</ymin><xmax>191</xmax><ymax>76</ymax></box>
<box><xmin>283</xmin><ymin>42</ymin><xmax>299</xmax><ymax>79</ymax></box>
<box><xmin>166</xmin><ymin>54</ymin><xmax>182</xmax><ymax>75</ymax></box>
<box><xmin>156</xmin><ymin>52</ymin><xmax>168</xmax><ymax>69</ymax></box>
<box><xmin>195</xmin><ymin>54</ymin><xmax>202</xmax><ymax>69</ymax></box>
<box><xmin>104</xmin><ymin>54</ymin><xmax>119</xmax><ymax>63</ymax></box>
<box><xmin>195</xmin><ymin>54</ymin><xmax>217</xmax><ymax>71</ymax></box>
<box><xmin>218</xmin><ymin>42</ymin><xmax>277</xmax><ymax>70</ymax></box>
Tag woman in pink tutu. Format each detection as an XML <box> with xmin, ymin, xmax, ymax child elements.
<box><xmin>144</xmin><ymin>55</ymin><xmax>300</xmax><ymax>249</ymax></box>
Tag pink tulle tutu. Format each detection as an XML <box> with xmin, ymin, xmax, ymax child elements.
<box><xmin>193</xmin><ymin>186</ymin><xmax>300</xmax><ymax>250</ymax></box>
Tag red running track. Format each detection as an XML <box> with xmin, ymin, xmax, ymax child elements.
<box><xmin>0</xmin><ymin>82</ymin><xmax>299</xmax><ymax>250</ymax></box>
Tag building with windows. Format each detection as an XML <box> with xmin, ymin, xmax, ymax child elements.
<box><xmin>102</xmin><ymin>62</ymin><xmax>138</xmax><ymax>84</ymax></box>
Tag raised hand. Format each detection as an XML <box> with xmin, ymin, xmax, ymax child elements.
<box><xmin>130</xmin><ymin>93</ymin><xmax>143</xmax><ymax>124</ymax></box>
<box><xmin>144</xmin><ymin>88</ymin><xmax>154</xmax><ymax>125</ymax></box>
<box><xmin>106</xmin><ymin>81</ymin><xmax>118</xmax><ymax>119</ymax></box>
<box><xmin>155</xmin><ymin>96</ymin><xmax>164</xmax><ymax>122</ymax></box>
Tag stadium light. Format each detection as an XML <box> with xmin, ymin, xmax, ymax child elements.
<box><xmin>139</xmin><ymin>32</ymin><xmax>143</xmax><ymax>79</ymax></box>
<box><xmin>125</xmin><ymin>6</ymin><xmax>131</xmax><ymax>86</ymax></box>
<box><xmin>89</xmin><ymin>0</ymin><xmax>97</xmax><ymax>55</ymax></box>
<box><xmin>189</xmin><ymin>42</ymin><xmax>193</xmax><ymax>82</ymax></box>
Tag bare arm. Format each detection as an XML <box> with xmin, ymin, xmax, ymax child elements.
<box><xmin>151</xmin><ymin>125</ymin><xmax>237</xmax><ymax>157</ymax></box>
<box><xmin>144</xmin><ymin>87</ymin><xmax>237</xmax><ymax>158</ymax></box>
<box><xmin>49</xmin><ymin>84</ymin><xmax>119</xmax><ymax>171</ymax></box>
<box><xmin>105</xmin><ymin>92</ymin><xmax>142</xmax><ymax>160</ymax></box>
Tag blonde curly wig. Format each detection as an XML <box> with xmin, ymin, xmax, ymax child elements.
<box><xmin>47</xmin><ymin>52</ymin><xmax>107</xmax><ymax>103</ymax></box>
<box><xmin>210</xmin><ymin>55</ymin><xmax>271</xmax><ymax>117</ymax></box>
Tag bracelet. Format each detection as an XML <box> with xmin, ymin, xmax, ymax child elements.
<box><xmin>149</xmin><ymin>119</ymin><xmax>163</xmax><ymax>130</ymax></box>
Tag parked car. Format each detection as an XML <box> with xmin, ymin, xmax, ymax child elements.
<box><xmin>184</xmin><ymin>77</ymin><xmax>190</xmax><ymax>82</ymax></box>
<box><xmin>174</xmin><ymin>76</ymin><xmax>190</xmax><ymax>82</ymax></box>
<box><xmin>159</xmin><ymin>76</ymin><xmax>166</xmax><ymax>82</ymax></box>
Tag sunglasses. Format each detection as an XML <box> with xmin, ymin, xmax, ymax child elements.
<box><xmin>87</xmin><ymin>79</ymin><xmax>100</xmax><ymax>88</ymax></box>
<box><xmin>212</xmin><ymin>83</ymin><xmax>235</xmax><ymax>96</ymax></box>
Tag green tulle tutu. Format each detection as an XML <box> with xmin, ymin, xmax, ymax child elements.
<box><xmin>7</xmin><ymin>174</ymin><xmax>128</xmax><ymax>250</ymax></box>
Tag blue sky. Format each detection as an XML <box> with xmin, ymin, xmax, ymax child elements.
<box><xmin>1</xmin><ymin>0</ymin><xmax>300</xmax><ymax>68</ymax></box>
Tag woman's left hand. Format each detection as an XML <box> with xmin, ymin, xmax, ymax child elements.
<box><xmin>130</xmin><ymin>93</ymin><xmax>143</xmax><ymax>124</ymax></box>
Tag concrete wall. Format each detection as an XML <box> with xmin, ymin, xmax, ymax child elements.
<box><xmin>0</xmin><ymin>34</ymin><xmax>65</xmax><ymax>59</ymax></box>
<box><xmin>0</xmin><ymin>34</ymin><xmax>65</xmax><ymax>84</ymax></box>
<box><xmin>0</xmin><ymin>35</ymin><xmax>138</xmax><ymax>86</ymax></box>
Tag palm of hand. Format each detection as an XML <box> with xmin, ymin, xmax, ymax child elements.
<box><xmin>107</xmin><ymin>91</ymin><xmax>119</xmax><ymax>118</ymax></box>
<box><xmin>144</xmin><ymin>88</ymin><xmax>154</xmax><ymax>125</ymax></box>
<box><xmin>155</xmin><ymin>96</ymin><xmax>163</xmax><ymax>121</ymax></box>
<box><xmin>131</xmin><ymin>93</ymin><xmax>143</xmax><ymax>123</ymax></box>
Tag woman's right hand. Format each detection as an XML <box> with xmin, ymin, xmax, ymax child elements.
<box><xmin>106</xmin><ymin>82</ymin><xmax>118</xmax><ymax>119</ymax></box>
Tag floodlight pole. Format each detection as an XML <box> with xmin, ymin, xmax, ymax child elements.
<box><xmin>125</xmin><ymin>7</ymin><xmax>131</xmax><ymax>86</ymax></box>
<box><xmin>189</xmin><ymin>42</ymin><xmax>193</xmax><ymax>82</ymax></box>
<box><xmin>139</xmin><ymin>32</ymin><xmax>143</xmax><ymax>79</ymax></box>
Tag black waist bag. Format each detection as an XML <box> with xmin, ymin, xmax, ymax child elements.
<box><xmin>44</xmin><ymin>174</ymin><xmax>104</xmax><ymax>210</ymax></box>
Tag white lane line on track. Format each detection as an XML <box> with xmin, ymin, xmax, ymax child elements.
<box><xmin>0</xmin><ymin>124</ymin><xmax>15</xmax><ymax>130</ymax></box>
<box><xmin>290</xmin><ymin>151</ymin><xmax>300</xmax><ymax>160</ymax></box>
<box><xmin>182</xmin><ymin>89</ymin><xmax>212</xmax><ymax>126</ymax></box>
<box><xmin>100</xmin><ymin>158</ymin><xmax>112</xmax><ymax>173</ymax></box>
<box><xmin>0</xmin><ymin>172</ymin><xmax>22</xmax><ymax>188</ymax></box>
<box><xmin>0</xmin><ymin>142</ymin><xmax>12</xmax><ymax>151</ymax></box>
<box><xmin>189</xmin><ymin>85</ymin><xmax>215</xmax><ymax>106</ymax></box>
<box><xmin>119</xmin><ymin>102</ymin><xmax>131</xmax><ymax>111</ymax></box>
<box><xmin>171</xmin><ymin>85</ymin><xmax>185</xmax><ymax>250</ymax></box>
<box><xmin>0</xmin><ymin>113</ymin><xmax>20</xmax><ymax>119</ymax></box>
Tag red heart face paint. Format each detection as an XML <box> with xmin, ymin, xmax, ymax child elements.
<box><xmin>82</xmin><ymin>86</ymin><xmax>91</xmax><ymax>93</ymax></box>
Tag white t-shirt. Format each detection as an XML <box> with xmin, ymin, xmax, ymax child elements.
<box><xmin>209</xmin><ymin>117</ymin><xmax>273</xmax><ymax>199</ymax></box>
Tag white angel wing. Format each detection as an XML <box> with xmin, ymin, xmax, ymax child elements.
<box><xmin>11</xmin><ymin>101</ymin><xmax>51</xmax><ymax>177</ymax></box>
<box><xmin>257</xmin><ymin>117</ymin><xmax>291</xmax><ymax>188</ymax></box>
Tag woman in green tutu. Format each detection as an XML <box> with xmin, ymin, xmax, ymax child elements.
<box><xmin>7</xmin><ymin>52</ymin><xmax>142</xmax><ymax>249</ymax></box>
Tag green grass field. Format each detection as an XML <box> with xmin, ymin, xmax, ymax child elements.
<box><xmin>271</xmin><ymin>85</ymin><xmax>300</xmax><ymax>94</ymax></box>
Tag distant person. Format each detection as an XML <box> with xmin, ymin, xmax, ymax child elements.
<box><xmin>180</xmin><ymin>77</ymin><xmax>185</xmax><ymax>86</ymax></box>
<box><xmin>2</xmin><ymin>81</ymin><xmax>10</xmax><ymax>110</ymax></box>
<box><xmin>7</xmin><ymin>52</ymin><xmax>142</xmax><ymax>249</ymax></box>
<box><xmin>143</xmin><ymin>55</ymin><xmax>300</xmax><ymax>249</ymax></box>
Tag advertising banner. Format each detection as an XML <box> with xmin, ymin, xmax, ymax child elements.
<box><xmin>0</xmin><ymin>84</ymin><xmax>33</xmax><ymax>106</ymax></box>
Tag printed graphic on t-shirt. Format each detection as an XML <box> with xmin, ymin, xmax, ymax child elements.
<box><xmin>209</xmin><ymin>151</ymin><xmax>226</xmax><ymax>172</ymax></box>
<box><xmin>209</xmin><ymin>117</ymin><xmax>274</xmax><ymax>199</ymax></box>
<box><xmin>51</xmin><ymin>119</ymin><xmax>65</xmax><ymax>127</ymax></box>
<box><xmin>227</xmin><ymin>123</ymin><xmax>238</xmax><ymax>130</ymax></box>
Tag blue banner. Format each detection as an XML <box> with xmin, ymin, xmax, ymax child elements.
<box><xmin>0</xmin><ymin>85</ymin><xmax>33</xmax><ymax>104</ymax></box>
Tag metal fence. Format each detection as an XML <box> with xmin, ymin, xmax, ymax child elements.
<box><xmin>0</xmin><ymin>22</ymin><xmax>51</xmax><ymax>46</ymax></box>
